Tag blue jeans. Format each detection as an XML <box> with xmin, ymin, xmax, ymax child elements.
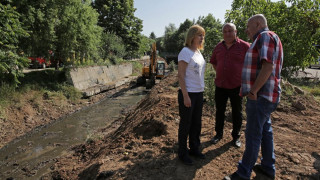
<box><xmin>237</xmin><ymin>97</ymin><xmax>278</xmax><ymax>179</ymax></box>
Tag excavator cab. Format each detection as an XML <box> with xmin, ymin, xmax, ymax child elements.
<box><xmin>156</xmin><ymin>60</ymin><xmax>165</xmax><ymax>79</ymax></box>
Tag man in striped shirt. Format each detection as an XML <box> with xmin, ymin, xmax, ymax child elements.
<box><xmin>225</xmin><ymin>14</ymin><xmax>283</xmax><ymax>180</ymax></box>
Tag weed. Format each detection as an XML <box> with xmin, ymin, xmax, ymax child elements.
<box><xmin>0</xmin><ymin>83</ymin><xmax>16</xmax><ymax>118</ymax></box>
<box><xmin>57</xmin><ymin>83</ymin><xmax>82</xmax><ymax>102</ymax></box>
<box><xmin>168</xmin><ymin>61</ymin><xmax>177</xmax><ymax>72</ymax></box>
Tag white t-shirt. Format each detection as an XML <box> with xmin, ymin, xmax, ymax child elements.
<box><xmin>178</xmin><ymin>47</ymin><xmax>206</xmax><ymax>92</ymax></box>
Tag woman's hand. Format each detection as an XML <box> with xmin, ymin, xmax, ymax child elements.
<box><xmin>183</xmin><ymin>95</ymin><xmax>191</xmax><ymax>107</ymax></box>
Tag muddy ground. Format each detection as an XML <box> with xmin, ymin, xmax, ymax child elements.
<box><xmin>0</xmin><ymin>80</ymin><xmax>136</xmax><ymax>149</ymax></box>
<box><xmin>30</xmin><ymin>71</ymin><xmax>319</xmax><ymax>180</ymax></box>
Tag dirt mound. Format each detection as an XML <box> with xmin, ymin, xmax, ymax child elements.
<box><xmin>46</xmin><ymin>71</ymin><xmax>320</xmax><ymax>179</ymax></box>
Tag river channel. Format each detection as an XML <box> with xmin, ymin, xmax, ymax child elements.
<box><xmin>0</xmin><ymin>86</ymin><xmax>147</xmax><ymax>179</ymax></box>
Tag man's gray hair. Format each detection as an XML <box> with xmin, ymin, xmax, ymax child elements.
<box><xmin>222</xmin><ymin>23</ymin><xmax>237</xmax><ymax>32</ymax></box>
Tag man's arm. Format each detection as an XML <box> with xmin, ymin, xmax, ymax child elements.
<box><xmin>248</xmin><ymin>60</ymin><xmax>273</xmax><ymax>100</ymax></box>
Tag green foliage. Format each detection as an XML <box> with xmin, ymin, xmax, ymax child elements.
<box><xmin>54</xmin><ymin>0</ymin><xmax>103</xmax><ymax>64</ymax></box>
<box><xmin>0</xmin><ymin>50</ymin><xmax>29</xmax><ymax>86</ymax></box>
<box><xmin>57</xmin><ymin>83</ymin><xmax>82</xmax><ymax>102</ymax></box>
<box><xmin>204</xmin><ymin>65</ymin><xmax>216</xmax><ymax>107</ymax></box>
<box><xmin>12</xmin><ymin>0</ymin><xmax>103</xmax><ymax>65</ymax></box>
<box><xmin>130</xmin><ymin>61</ymin><xmax>143</xmax><ymax>76</ymax></box>
<box><xmin>0</xmin><ymin>3</ymin><xmax>28</xmax><ymax>51</ymax></box>
<box><xmin>160</xmin><ymin>15</ymin><xmax>223</xmax><ymax>60</ymax></box>
<box><xmin>0</xmin><ymin>3</ymin><xmax>29</xmax><ymax>86</ymax></box>
<box><xmin>163</xmin><ymin>20</ymin><xmax>193</xmax><ymax>54</ymax></box>
<box><xmin>138</xmin><ymin>35</ymin><xmax>155</xmax><ymax>57</ymax></box>
<box><xmin>149</xmin><ymin>32</ymin><xmax>156</xmax><ymax>39</ymax></box>
<box><xmin>20</xmin><ymin>69</ymin><xmax>82</xmax><ymax>102</ymax></box>
<box><xmin>197</xmin><ymin>14</ymin><xmax>223</xmax><ymax>59</ymax></box>
<box><xmin>18</xmin><ymin>69</ymin><xmax>66</xmax><ymax>91</ymax></box>
<box><xmin>225</xmin><ymin>0</ymin><xmax>320</xmax><ymax>77</ymax></box>
<box><xmin>101</xmin><ymin>32</ymin><xmax>126</xmax><ymax>59</ymax></box>
<box><xmin>92</xmin><ymin>0</ymin><xmax>143</xmax><ymax>56</ymax></box>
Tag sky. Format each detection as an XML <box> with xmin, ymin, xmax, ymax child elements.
<box><xmin>134</xmin><ymin>0</ymin><xmax>234</xmax><ymax>37</ymax></box>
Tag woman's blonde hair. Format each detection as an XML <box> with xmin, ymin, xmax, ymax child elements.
<box><xmin>184</xmin><ymin>25</ymin><xmax>205</xmax><ymax>50</ymax></box>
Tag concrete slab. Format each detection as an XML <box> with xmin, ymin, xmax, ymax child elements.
<box><xmin>67</xmin><ymin>64</ymin><xmax>133</xmax><ymax>96</ymax></box>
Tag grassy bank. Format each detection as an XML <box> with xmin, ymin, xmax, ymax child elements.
<box><xmin>0</xmin><ymin>69</ymin><xmax>82</xmax><ymax>119</ymax></box>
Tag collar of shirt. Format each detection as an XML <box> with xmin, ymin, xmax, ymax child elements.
<box><xmin>222</xmin><ymin>37</ymin><xmax>240</xmax><ymax>47</ymax></box>
<box><xmin>253</xmin><ymin>28</ymin><xmax>269</xmax><ymax>40</ymax></box>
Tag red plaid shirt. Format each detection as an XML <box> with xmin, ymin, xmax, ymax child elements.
<box><xmin>240</xmin><ymin>28</ymin><xmax>283</xmax><ymax>103</ymax></box>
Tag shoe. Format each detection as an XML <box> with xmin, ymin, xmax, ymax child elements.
<box><xmin>211</xmin><ymin>136</ymin><xmax>222</xmax><ymax>144</ymax></box>
<box><xmin>252</xmin><ymin>163</ymin><xmax>275</xmax><ymax>180</ymax></box>
<box><xmin>178</xmin><ymin>154</ymin><xmax>193</xmax><ymax>165</ymax></box>
<box><xmin>233</xmin><ymin>138</ymin><xmax>241</xmax><ymax>148</ymax></box>
<box><xmin>224</xmin><ymin>172</ymin><xmax>249</xmax><ymax>180</ymax></box>
<box><xmin>189</xmin><ymin>150</ymin><xmax>205</xmax><ymax>159</ymax></box>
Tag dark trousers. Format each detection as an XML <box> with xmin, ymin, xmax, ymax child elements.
<box><xmin>215</xmin><ymin>86</ymin><xmax>243</xmax><ymax>140</ymax></box>
<box><xmin>178</xmin><ymin>90</ymin><xmax>203</xmax><ymax>157</ymax></box>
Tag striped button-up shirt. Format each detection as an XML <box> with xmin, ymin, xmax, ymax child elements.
<box><xmin>240</xmin><ymin>28</ymin><xmax>283</xmax><ymax>103</ymax></box>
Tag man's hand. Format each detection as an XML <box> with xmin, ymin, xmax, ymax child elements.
<box><xmin>248</xmin><ymin>91</ymin><xmax>257</xmax><ymax>100</ymax></box>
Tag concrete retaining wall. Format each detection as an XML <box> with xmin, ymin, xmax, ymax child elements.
<box><xmin>67</xmin><ymin>63</ymin><xmax>133</xmax><ymax>96</ymax></box>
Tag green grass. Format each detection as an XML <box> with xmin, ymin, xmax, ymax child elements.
<box><xmin>0</xmin><ymin>69</ymin><xmax>83</xmax><ymax>118</ymax></box>
<box><xmin>287</xmin><ymin>77</ymin><xmax>320</xmax><ymax>101</ymax></box>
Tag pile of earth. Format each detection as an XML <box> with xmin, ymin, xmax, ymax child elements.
<box><xmin>42</xmin><ymin>71</ymin><xmax>320</xmax><ymax>179</ymax></box>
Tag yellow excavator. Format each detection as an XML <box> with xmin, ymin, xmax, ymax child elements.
<box><xmin>139</xmin><ymin>42</ymin><xmax>166</xmax><ymax>89</ymax></box>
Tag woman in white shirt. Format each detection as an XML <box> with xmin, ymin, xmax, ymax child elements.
<box><xmin>177</xmin><ymin>25</ymin><xmax>206</xmax><ymax>165</ymax></box>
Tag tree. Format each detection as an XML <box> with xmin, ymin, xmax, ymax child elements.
<box><xmin>149</xmin><ymin>32</ymin><xmax>156</xmax><ymax>40</ymax></box>
<box><xmin>11</xmin><ymin>0</ymin><xmax>102</xmax><ymax>65</ymax></box>
<box><xmin>54</xmin><ymin>0</ymin><xmax>102</xmax><ymax>64</ymax></box>
<box><xmin>197</xmin><ymin>14</ymin><xmax>223</xmax><ymax>59</ymax></box>
<box><xmin>11</xmin><ymin>0</ymin><xmax>58</xmax><ymax>58</ymax></box>
<box><xmin>225</xmin><ymin>0</ymin><xmax>320</xmax><ymax>77</ymax></box>
<box><xmin>138</xmin><ymin>35</ymin><xmax>155</xmax><ymax>57</ymax></box>
<box><xmin>101</xmin><ymin>32</ymin><xmax>126</xmax><ymax>61</ymax></box>
<box><xmin>163</xmin><ymin>20</ymin><xmax>193</xmax><ymax>54</ymax></box>
<box><xmin>0</xmin><ymin>3</ymin><xmax>29</xmax><ymax>86</ymax></box>
<box><xmin>92</xmin><ymin>0</ymin><xmax>143</xmax><ymax>57</ymax></box>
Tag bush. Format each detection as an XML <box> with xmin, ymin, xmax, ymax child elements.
<box><xmin>204</xmin><ymin>65</ymin><xmax>216</xmax><ymax>107</ymax></box>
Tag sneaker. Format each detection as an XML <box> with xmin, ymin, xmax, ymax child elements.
<box><xmin>233</xmin><ymin>138</ymin><xmax>241</xmax><ymax>148</ymax></box>
<box><xmin>178</xmin><ymin>154</ymin><xmax>193</xmax><ymax>165</ymax></box>
<box><xmin>211</xmin><ymin>136</ymin><xmax>222</xmax><ymax>144</ymax></box>
<box><xmin>224</xmin><ymin>172</ymin><xmax>249</xmax><ymax>180</ymax></box>
<box><xmin>252</xmin><ymin>163</ymin><xmax>275</xmax><ymax>180</ymax></box>
<box><xmin>189</xmin><ymin>150</ymin><xmax>205</xmax><ymax>159</ymax></box>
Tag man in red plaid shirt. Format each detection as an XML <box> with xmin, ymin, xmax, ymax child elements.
<box><xmin>225</xmin><ymin>14</ymin><xmax>283</xmax><ymax>180</ymax></box>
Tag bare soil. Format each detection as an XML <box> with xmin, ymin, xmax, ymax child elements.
<box><xmin>39</xmin><ymin>71</ymin><xmax>319</xmax><ymax>180</ymax></box>
<box><xmin>1</xmin><ymin>70</ymin><xmax>320</xmax><ymax>179</ymax></box>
